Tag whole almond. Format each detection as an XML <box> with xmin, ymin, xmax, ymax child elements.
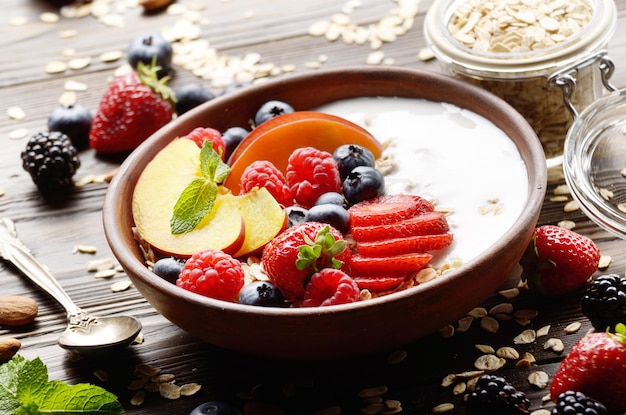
<box><xmin>0</xmin><ymin>296</ymin><xmax>38</xmax><ymax>326</ymax></box>
<box><xmin>0</xmin><ymin>338</ymin><xmax>21</xmax><ymax>361</ymax></box>
<box><xmin>139</xmin><ymin>0</ymin><xmax>173</xmax><ymax>11</ymax></box>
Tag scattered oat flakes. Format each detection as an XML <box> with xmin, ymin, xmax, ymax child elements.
<box><xmin>498</xmin><ymin>287</ymin><xmax>519</xmax><ymax>299</ymax></box>
<box><xmin>439</xmin><ymin>324</ymin><xmax>455</xmax><ymax>338</ymax></box>
<box><xmin>159</xmin><ymin>382</ymin><xmax>181</xmax><ymax>400</ymax></box>
<box><xmin>452</xmin><ymin>382</ymin><xmax>466</xmax><ymax>395</ymax></box>
<box><xmin>531</xmin><ymin>410</ymin><xmax>551</xmax><ymax>415</ymax></box>
<box><xmin>528</xmin><ymin>371</ymin><xmax>549</xmax><ymax>389</ymax></box>
<box><xmin>564</xmin><ymin>200</ymin><xmax>579</xmax><ymax>212</ymax></box>
<box><xmin>489</xmin><ymin>303</ymin><xmax>513</xmax><ymax>315</ymax></box>
<box><xmin>564</xmin><ymin>321</ymin><xmax>582</xmax><ymax>334</ymax></box>
<box><xmin>387</xmin><ymin>349</ymin><xmax>407</xmax><ymax>365</ymax></box>
<box><xmin>441</xmin><ymin>374</ymin><xmax>456</xmax><ymax>387</ymax></box>
<box><xmin>93</xmin><ymin>369</ymin><xmax>108</xmax><ymax>382</ymax></box>
<box><xmin>110</xmin><ymin>279</ymin><xmax>132</xmax><ymax>292</ymax></box>
<box><xmin>74</xmin><ymin>244</ymin><xmax>97</xmax><ymax>254</ymax></box>
<box><xmin>550</xmin><ymin>195</ymin><xmax>569</xmax><ymax>203</ymax></box>
<box><xmin>514</xmin><ymin>309</ymin><xmax>539</xmax><ymax>321</ymax></box>
<box><xmin>496</xmin><ymin>346</ymin><xmax>520</xmax><ymax>360</ymax></box>
<box><xmin>7</xmin><ymin>106</ymin><xmax>25</xmax><ymax>120</ymax></box>
<box><xmin>513</xmin><ymin>329</ymin><xmax>536</xmax><ymax>344</ymax></box>
<box><xmin>557</xmin><ymin>219</ymin><xmax>575</xmax><ymax>230</ymax></box>
<box><xmin>46</xmin><ymin>61</ymin><xmax>67</xmax><ymax>74</ymax></box>
<box><xmin>553</xmin><ymin>184</ymin><xmax>570</xmax><ymax>195</ymax></box>
<box><xmin>130</xmin><ymin>391</ymin><xmax>145</xmax><ymax>406</ymax></box>
<box><xmin>68</xmin><ymin>57</ymin><xmax>92</xmax><ymax>70</ymax></box>
<box><xmin>10</xmin><ymin>16</ymin><xmax>28</xmax><ymax>26</ymax></box>
<box><xmin>598</xmin><ymin>255</ymin><xmax>611</xmax><ymax>269</ymax></box>
<box><xmin>357</xmin><ymin>385</ymin><xmax>388</xmax><ymax>399</ymax></box>
<box><xmin>474</xmin><ymin>354</ymin><xmax>506</xmax><ymax>371</ymax></box>
<box><xmin>0</xmin><ymin>190</ymin><xmax>4</xmax><ymax>197</ymax></box>
<box><xmin>100</xmin><ymin>50</ymin><xmax>124</xmax><ymax>63</ymax></box>
<box><xmin>618</xmin><ymin>203</ymin><xmax>626</xmax><ymax>213</ymax></box>
<box><xmin>59</xmin><ymin>29</ymin><xmax>78</xmax><ymax>39</ymax></box>
<box><xmin>87</xmin><ymin>257</ymin><xmax>116</xmax><ymax>272</ymax></box>
<box><xmin>467</xmin><ymin>307</ymin><xmax>487</xmax><ymax>318</ymax></box>
<box><xmin>9</xmin><ymin>128</ymin><xmax>29</xmax><ymax>140</ymax></box>
<box><xmin>599</xmin><ymin>187</ymin><xmax>614</xmax><ymax>200</ymax></box>
<box><xmin>40</xmin><ymin>12</ymin><xmax>60</xmax><ymax>23</ymax></box>
<box><xmin>64</xmin><ymin>80</ymin><xmax>88</xmax><ymax>91</ymax></box>
<box><xmin>95</xmin><ymin>269</ymin><xmax>117</xmax><ymax>279</ymax></box>
<box><xmin>480</xmin><ymin>316</ymin><xmax>499</xmax><ymax>333</ymax></box>
<box><xmin>475</xmin><ymin>344</ymin><xmax>494</xmax><ymax>354</ymax></box>
<box><xmin>418</xmin><ymin>47</ymin><xmax>436</xmax><ymax>61</ymax></box>
<box><xmin>544</xmin><ymin>338</ymin><xmax>564</xmax><ymax>353</ymax></box>
<box><xmin>536</xmin><ymin>325</ymin><xmax>551</xmax><ymax>337</ymax></box>
<box><xmin>431</xmin><ymin>403</ymin><xmax>454</xmax><ymax>413</ymax></box>
<box><xmin>456</xmin><ymin>315</ymin><xmax>473</xmax><ymax>333</ymax></box>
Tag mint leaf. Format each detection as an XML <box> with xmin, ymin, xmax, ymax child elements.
<box><xmin>0</xmin><ymin>355</ymin><xmax>123</xmax><ymax>415</ymax></box>
<box><xmin>170</xmin><ymin>141</ymin><xmax>231</xmax><ymax>234</ymax></box>
<box><xmin>170</xmin><ymin>178</ymin><xmax>218</xmax><ymax>234</ymax></box>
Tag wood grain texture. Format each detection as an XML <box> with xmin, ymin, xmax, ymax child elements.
<box><xmin>2</xmin><ymin>0</ymin><xmax>626</xmax><ymax>413</ymax></box>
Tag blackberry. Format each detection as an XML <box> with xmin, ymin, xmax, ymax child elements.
<box><xmin>21</xmin><ymin>131</ymin><xmax>80</xmax><ymax>194</ymax></box>
<box><xmin>551</xmin><ymin>391</ymin><xmax>607</xmax><ymax>415</ymax></box>
<box><xmin>466</xmin><ymin>374</ymin><xmax>530</xmax><ymax>415</ymax></box>
<box><xmin>581</xmin><ymin>274</ymin><xmax>626</xmax><ymax>331</ymax></box>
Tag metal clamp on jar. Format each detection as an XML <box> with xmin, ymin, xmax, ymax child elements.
<box><xmin>424</xmin><ymin>0</ymin><xmax>618</xmax><ymax>167</ymax></box>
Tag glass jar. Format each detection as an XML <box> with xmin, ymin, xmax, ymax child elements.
<box><xmin>564</xmin><ymin>88</ymin><xmax>626</xmax><ymax>239</ymax></box>
<box><xmin>424</xmin><ymin>0</ymin><xmax>617</xmax><ymax>167</ymax></box>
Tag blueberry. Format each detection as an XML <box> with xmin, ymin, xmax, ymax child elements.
<box><xmin>254</xmin><ymin>100</ymin><xmax>294</xmax><ymax>126</ymax></box>
<box><xmin>284</xmin><ymin>205</ymin><xmax>309</xmax><ymax>228</ymax></box>
<box><xmin>238</xmin><ymin>281</ymin><xmax>287</xmax><ymax>307</ymax></box>
<box><xmin>152</xmin><ymin>257</ymin><xmax>185</xmax><ymax>284</ymax></box>
<box><xmin>304</xmin><ymin>204</ymin><xmax>350</xmax><ymax>234</ymax></box>
<box><xmin>343</xmin><ymin>165</ymin><xmax>385</xmax><ymax>206</ymax></box>
<box><xmin>127</xmin><ymin>32</ymin><xmax>173</xmax><ymax>78</ymax></box>
<box><xmin>221</xmin><ymin>127</ymin><xmax>249</xmax><ymax>161</ymax></box>
<box><xmin>333</xmin><ymin>144</ymin><xmax>375</xmax><ymax>181</ymax></box>
<box><xmin>189</xmin><ymin>401</ymin><xmax>235</xmax><ymax>415</ymax></box>
<box><xmin>47</xmin><ymin>104</ymin><xmax>93</xmax><ymax>150</ymax></box>
<box><xmin>174</xmin><ymin>83</ymin><xmax>215</xmax><ymax>115</ymax></box>
<box><xmin>314</xmin><ymin>192</ymin><xmax>348</xmax><ymax>209</ymax></box>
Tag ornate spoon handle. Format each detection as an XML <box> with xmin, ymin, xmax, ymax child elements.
<box><xmin>0</xmin><ymin>217</ymin><xmax>83</xmax><ymax>317</ymax></box>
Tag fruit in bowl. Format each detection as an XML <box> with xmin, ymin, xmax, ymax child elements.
<box><xmin>103</xmin><ymin>67</ymin><xmax>547</xmax><ymax>359</ymax></box>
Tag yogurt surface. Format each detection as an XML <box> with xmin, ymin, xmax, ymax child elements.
<box><xmin>317</xmin><ymin>97</ymin><xmax>529</xmax><ymax>268</ymax></box>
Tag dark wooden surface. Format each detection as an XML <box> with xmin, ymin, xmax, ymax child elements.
<box><xmin>2</xmin><ymin>1</ymin><xmax>626</xmax><ymax>414</ymax></box>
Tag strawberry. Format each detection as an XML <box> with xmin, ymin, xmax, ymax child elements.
<box><xmin>356</xmin><ymin>233</ymin><xmax>453</xmax><ymax>257</ymax></box>
<box><xmin>351</xmin><ymin>211</ymin><xmax>450</xmax><ymax>242</ymax></box>
<box><xmin>261</xmin><ymin>222</ymin><xmax>351</xmax><ymax>300</ymax></box>
<box><xmin>349</xmin><ymin>252</ymin><xmax>432</xmax><ymax>276</ymax></box>
<box><xmin>351</xmin><ymin>275</ymin><xmax>407</xmax><ymax>292</ymax></box>
<box><xmin>301</xmin><ymin>268</ymin><xmax>360</xmax><ymax>307</ymax></box>
<box><xmin>89</xmin><ymin>62</ymin><xmax>175</xmax><ymax>154</ymax></box>
<box><xmin>519</xmin><ymin>225</ymin><xmax>600</xmax><ymax>296</ymax></box>
<box><xmin>550</xmin><ymin>324</ymin><xmax>626</xmax><ymax>412</ymax></box>
<box><xmin>348</xmin><ymin>194</ymin><xmax>434</xmax><ymax>227</ymax></box>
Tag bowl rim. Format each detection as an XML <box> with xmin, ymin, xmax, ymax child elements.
<box><xmin>103</xmin><ymin>65</ymin><xmax>547</xmax><ymax>318</ymax></box>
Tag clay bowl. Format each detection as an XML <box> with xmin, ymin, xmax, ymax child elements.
<box><xmin>103</xmin><ymin>66</ymin><xmax>547</xmax><ymax>360</ymax></box>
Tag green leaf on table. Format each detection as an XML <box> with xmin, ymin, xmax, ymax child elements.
<box><xmin>0</xmin><ymin>355</ymin><xmax>123</xmax><ymax>415</ymax></box>
<box><xmin>170</xmin><ymin>141</ymin><xmax>231</xmax><ymax>235</ymax></box>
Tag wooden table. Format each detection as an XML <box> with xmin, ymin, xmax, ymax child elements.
<box><xmin>2</xmin><ymin>1</ymin><xmax>626</xmax><ymax>414</ymax></box>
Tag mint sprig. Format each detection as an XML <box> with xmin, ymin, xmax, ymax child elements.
<box><xmin>0</xmin><ymin>355</ymin><xmax>123</xmax><ymax>415</ymax></box>
<box><xmin>170</xmin><ymin>141</ymin><xmax>230</xmax><ymax>235</ymax></box>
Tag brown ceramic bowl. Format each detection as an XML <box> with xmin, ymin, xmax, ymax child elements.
<box><xmin>103</xmin><ymin>66</ymin><xmax>546</xmax><ymax>360</ymax></box>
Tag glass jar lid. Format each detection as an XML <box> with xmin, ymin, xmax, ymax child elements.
<box><xmin>424</xmin><ymin>0</ymin><xmax>617</xmax><ymax>78</ymax></box>
<box><xmin>563</xmin><ymin>89</ymin><xmax>626</xmax><ymax>238</ymax></box>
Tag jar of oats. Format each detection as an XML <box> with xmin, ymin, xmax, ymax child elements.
<box><xmin>424</xmin><ymin>0</ymin><xmax>617</xmax><ymax>167</ymax></box>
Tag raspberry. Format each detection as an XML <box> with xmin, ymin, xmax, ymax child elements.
<box><xmin>301</xmin><ymin>268</ymin><xmax>360</xmax><ymax>307</ymax></box>
<box><xmin>21</xmin><ymin>131</ymin><xmax>80</xmax><ymax>194</ymax></box>
<box><xmin>286</xmin><ymin>147</ymin><xmax>341</xmax><ymax>208</ymax></box>
<box><xmin>183</xmin><ymin>127</ymin><xmax>227</xmax><ymax>159</ymax></box>
<box><xmin>239</xmin><ymin>160</ymin><xmax>293</xmax><ymax>207</ymax></box>
<box><xmin>176</xmin><ymin>249</ymin><xmax>245</xmax><ymax>302</ymax></box>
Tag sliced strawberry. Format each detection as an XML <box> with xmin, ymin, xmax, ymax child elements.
<box><xmin>349</xmin><ymin>252</ymin><xmax>432</xmax><ymax>276</ymax></box>
<box><xmin>356</xmin><ymin>233</ymin><xmax>453</xmax><ymax>256</ymax></box>
<box><xmin>352</xmin><ymin>275</ymin><xmax>407</xmax><ymax>292</ymax></box>
<box><xmin>351</xmin><ymin>211</ymin><xmax>449</xmax><ymax>242</ymax></box>
<box><xmin>348</xmin><ymin>194</ymin><xmax>434</xmax><ymax>227</ymax></box>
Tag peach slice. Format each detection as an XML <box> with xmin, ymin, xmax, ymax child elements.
<box><xmin>232</xmin><ymin>187</ymin><xmax>288</xmax><ymax>258</ymax></box>
<box><xmin>132</xmin><ymin>138</ymin><xmax>245</xmax><ymax>258</ymax></box>
<box><xmin>223</xmin><ymin>111</ymin><xmax>383</xmax><ymax>194</ymax></box>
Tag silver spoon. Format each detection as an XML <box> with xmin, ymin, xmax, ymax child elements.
<box><xmin>0</xmin><ymin>217</ymin><xmax>142</xmax><ymax>356</ymax></box>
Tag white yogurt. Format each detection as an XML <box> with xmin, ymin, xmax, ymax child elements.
<box><xmin>317</xmin><ymin>97</ymin><xmax>529</xmax><ymax>268</ymax></box>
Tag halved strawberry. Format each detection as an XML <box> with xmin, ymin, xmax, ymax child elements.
<box><xmin>356</xmin><ymin>233</ymin><xmax>453</xmax><ymax>256</ymax></box>
<box><xmin>348</xmin><ymin>194</ymin><xmax>434</xmax><ymax>227</ymax></box>
<box><xmin>352</xmin><ymin>275</ymin><xmax>407</xmax><ymax>292</ymax></box>
<box><xmin>349</xmin><ymin>252</ymin><xmax>432</xmax><ymax>276</ymax></box>
<box><xmin>351</xmin><ymin>211</ymin><xmax>449</xmax><ymax>242</ymax></box>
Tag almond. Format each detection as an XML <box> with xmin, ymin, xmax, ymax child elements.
<box><xmin>0</xmin><ymin>296</ymin><xmax>38</xmax><ymax>326</ymax></box>
<box><xmin>0</xmin><ymin>337</ymin><xmax>21</xmax><ymax>361</ymax></box>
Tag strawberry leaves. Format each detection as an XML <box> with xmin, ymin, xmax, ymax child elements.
<box><xmin>296</xmin><ymin>225</ymin><xmax>346</xmax><ymax>273</ymax></box>
<box><xmin>170</xmin><ymin>141</ymin><xmax>230</xmax><ymax>234</ymax></box>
